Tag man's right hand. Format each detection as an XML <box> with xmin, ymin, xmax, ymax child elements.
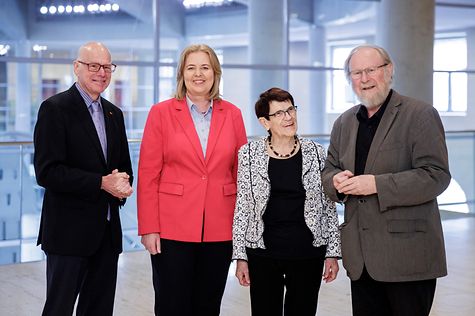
<box><xmin>101</xmin><ymin>169</ymin><xmax>133</xmax><ymax>199</ymax></box>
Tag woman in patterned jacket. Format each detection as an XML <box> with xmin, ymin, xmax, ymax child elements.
<box><xmin>232</xmin><ymin>87</ymin><xmax>341</xmax><ymax>316</ymax></box>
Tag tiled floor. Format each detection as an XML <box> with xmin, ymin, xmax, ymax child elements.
<box><xmin>1</xmin><ymin>211</ymin><xmax>474</xmax><ymax>315</ymax></box>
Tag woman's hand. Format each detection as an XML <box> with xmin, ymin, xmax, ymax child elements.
<box><xmin>141</xmin><ymin>233</ymin><xmax>161</xmax><ymax>255</ymax></box>
<box><xmin>322</xmin><ymin>258</ymin><xmax>339</xmax><ymax>283</ymax></box>
<box><xmin>235</xmin><ymin>259</ymin><xmax>251</xmax><ymax>286</ymax></box>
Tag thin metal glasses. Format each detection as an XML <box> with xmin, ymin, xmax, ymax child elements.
<box><xmin>77</xmin><ymin>60</ymin><xmax>117</xmax><ymax>73</ymax></box>
<box><xmin>349</xmin><ymin>63</ymin><xmax>388</xmax><ymax>80</ymax></box>
<box><xmin>268</xmin><ymin>105</ymin><xmax>298</xmax><ymax>119</ymax></box>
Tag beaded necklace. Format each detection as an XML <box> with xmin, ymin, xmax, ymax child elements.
<box><xmin>267</xmin><ymin>135</ymin><xmax>298</xmax><ymax>158</ymax></box>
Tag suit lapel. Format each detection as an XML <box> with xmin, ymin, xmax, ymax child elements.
<box><xmin>364</xmin><ymin>92</ymin><xmax>401</xmax><ymax>173</ymax></box>
<box><xmin>102</xmin><ymin>99</ymin><xmax>116</xmax><ymax>166</ymax></box>
<box><xmin>300</xmin><ymin>138</ymin><xmax>312</xmax><ymax>176</ymax></box>
<box><xmin>173</xmin><ymin>99</ymin><xmax>206</xmax><ymax>165</ymax></box>
<box><xmin>205</xmin><ymin>100</ymin><xmax>226</xmax><ymax>163</ymax></box>
<box><xmin>70</xmin><ymin>86</ymin><xmax>107</xmax><ymax>166</ymax></box>
<box><xmin>344</xmin><ymin>107</ymin><xmax>360</xmax><ymax>173</ymax></box>
<box><xmin>256</xmin><ymin>138</ymin><xmax>270</xmax><ymax>182</ymax></box>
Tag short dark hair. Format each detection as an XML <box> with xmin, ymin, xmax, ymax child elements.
<box><xmin>255</xmin><ymin>87</ymin><xmax>295</xmax><ymax>120</ymax></box>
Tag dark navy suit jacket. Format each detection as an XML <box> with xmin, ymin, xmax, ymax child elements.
<box><xmin>34</xmin><ymin>84</ymin><xmax>133</xmax><ymax>256</ymax></box>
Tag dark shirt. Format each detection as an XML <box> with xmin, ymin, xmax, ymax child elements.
<box><xmin>247</xmin><ymin>148</ymin><xmax>324</xmax><ymax>259</ymax></box>
<box><xmin>354</xmin><ymin>89</ymin><xmax>393</xmax><ymax>175</ymax></box>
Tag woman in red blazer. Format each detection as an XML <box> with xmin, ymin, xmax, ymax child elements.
<box><xmin>137</xmin><ymin>44</ymin><xmax>247</xmax><ymax>316</ymax></box>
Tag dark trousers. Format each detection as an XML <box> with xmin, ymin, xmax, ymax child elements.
<box><xmin>351</xmin><ymin>267</ymin><xmax>437</xmax><ymax>316</ymax></box>
<box><xmin>247</xmin><ymin>251</ymin><xmax>326</xmax><ymax>316</ymax></box>
<box><xmin>42</xmin><ymin>223</ymin><xmax>119</xmax><ymax>316</ymax></box>
<box><xmin>151</xmin><ymin>239</ymin><xmax>232</xmax><ymax>316</ymax></box>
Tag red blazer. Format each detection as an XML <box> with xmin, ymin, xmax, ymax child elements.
<box><xmin>137</xmin><ymin>98</ymin><xmax>247</xmax><ymax>242</ymax></box>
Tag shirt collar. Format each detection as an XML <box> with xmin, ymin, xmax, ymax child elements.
<box><xmin>75</xmin><ymin>82</ymin><xmax>102</xmax><ymax>109</ymax></box>
<box><xmin>186</xmin><ymin>95</ymin><xmax>213</xmax><ymax>115</ymax></box>
<box><xmin>357</xmin><ymin>89</ymin><xmax>393</xmax><ymax>123</ymax></box>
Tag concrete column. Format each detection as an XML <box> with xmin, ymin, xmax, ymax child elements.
<box><xmin>248</xmin><ymin>0</ymin><xmax>288</xmax><ymax>136</ymax></box>
<box><xmin>306</xmin><ymin>24</ymin><xmax>326</xmax><ymax>135</ymax></box>
<box><xmin>376</xmin><ymin>0</ymin><xmax>435</xmax><ymax>105</ymax></box>
<box><xmin>15</xmin><ymin>41</ymin><xmax>32</xmax><ymax>135</ymax></box>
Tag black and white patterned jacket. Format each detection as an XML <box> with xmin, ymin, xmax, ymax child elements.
<box><xmin>232</xmin><ymin>136</ymin><xmax>341</xmax><ymax>261</ymax></box>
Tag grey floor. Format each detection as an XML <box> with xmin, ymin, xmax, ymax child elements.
<box><xmin>1</xmin><ymin>210</ymin><xmax>474</xmax><ymax>315</ymax></box>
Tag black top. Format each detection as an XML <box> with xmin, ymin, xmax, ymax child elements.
<box><xmin>354</xmin><ymin>89</ymin><xmax>392</xmax><ymax>175</ymax></box>
<box><xmin>247</xmin><ymin>148</ymin><xmax>325</xmax><ymax>259</ymax></box>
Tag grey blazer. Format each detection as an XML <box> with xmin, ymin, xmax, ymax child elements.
<box><xmin>232</xmin><ymin>137</ymin><xmax>341</xmax><ymax>261</ymax></box>
<box><xmin>322</xmin><ymin>90</ymin><xmax>450</xmax><ymax>282</ymax></box>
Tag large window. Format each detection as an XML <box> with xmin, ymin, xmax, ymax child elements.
<box><xmin>328</xmin><ymin>44</ymin><xmax>358</xmax><ymax>113</ymax></box>
<box><xmin>433</xmin><ymin>35</ymin><xmax>468</xmax><ymax>113</ymax></box>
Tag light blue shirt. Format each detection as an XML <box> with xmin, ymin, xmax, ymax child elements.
<box><xmin>186</xmin><ymin>96</ymin><xmax>213</xmax><ymax>157</ymax></box>
<box><xmin>75</xmin><ymin>82</ymin><xmax>103</xmax><ymax>113</ymax></box>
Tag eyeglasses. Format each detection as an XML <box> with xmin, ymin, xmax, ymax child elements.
<box><xmin>268</xmin><ymin>105</ymin><xmax>297</xmax><ymax>119</ymax></box>
<box><xmin>77</xmin><ymin>60</ymin><xmax>117</xmax><ymax>73</ymax></box>
<box><xmin>349</xmin><ymin>63</ymin><xmax>388</xmax><ymax>80</ymax></box>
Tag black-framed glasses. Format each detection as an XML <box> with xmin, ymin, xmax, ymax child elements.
<box><xmin>268</xmin><ymin>105</ymin><xmax>297</xmax><ymax>119</ymax></box>
<box><xmin>77</xmin><ymin>60</ymin><xmax>117</xmax><ymax>73</ymax></box>
<box><xmin>349</xmin><ymin>63</ymin><xmax>388</xmax><ymax>80</ymax></box>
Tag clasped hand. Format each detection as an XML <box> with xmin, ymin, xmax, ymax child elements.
<box><xmin>333</xmin><ymin>170</ymin><xmax>377</xmax><ymax>196</ymax></box>
<box><xmin>101</xmin><ymin>169</ymin><xmax>133</xmax><ymax>199</ymax></box>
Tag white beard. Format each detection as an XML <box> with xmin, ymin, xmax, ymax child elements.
<box><xmin>357</xmin><ymin>88</ymin><xmax>388</xmax><ymax>110</ymax></box>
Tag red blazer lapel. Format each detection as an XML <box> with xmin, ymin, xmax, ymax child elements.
<box><xmin>205</xmin><ymin>100</ymin><xmax>226</xmax><ymax>163</ymax></box>
<box><xmin>173</xmin><ymin>99</ymin><xmax>206</xmax><ymax>165</ymax></box>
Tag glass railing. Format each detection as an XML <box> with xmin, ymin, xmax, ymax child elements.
<box><xmin>0</xmin><ymin>132</ymin><xmax>474</xmax><ymax>265</ymax></box>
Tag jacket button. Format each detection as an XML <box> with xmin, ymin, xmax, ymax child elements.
<box><xmin>358</xmin><ymin>199</ymin><xmax>366</xmax><ymax>203</ymax></box>
<box><xmin>201</xmin><ymin>175</ymin><xmax>207</xmax><ymax>180</ymax></box>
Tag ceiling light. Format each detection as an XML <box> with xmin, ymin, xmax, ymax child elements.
<box><xmin>33</xmin><ymin>45</ymin><xmax>48</xmax><ymax>52</ymax></box>
<box><xmin>0</xmin><ymin>44</ymin><xmax>11</xmax><ymax>56</ymax></box>
<box><xmin>39</xmin><ymin>2</ymin><xmax>120</xmax><ymax>15</ymax></box>
<box><xmin>183</xmin><ymin>0</ymin><xmax>232</xmax><ymax>9</ymax></box>
<box><xmin>88</xmin><ymin>4</ymin><xmax>100</xmax><ymax>12</ymax></box>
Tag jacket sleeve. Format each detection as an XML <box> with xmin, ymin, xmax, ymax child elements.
<box><xmin>322</xmin><ymin>115</ymin><xmax>346</xmax><ymax>203</ymax></box>
<box><xmin>375</xmin><ymin>105</ymin><xmax>451</xmax><ymax>211</ymax></box>
<box><xmin>115</xmin><ymin>108</ymin><xmax>134</xmax><ymax>207</ymax></box>
<box><xmin>317</xmin><ymin>144</ymin><xmax>341</xmax><ymax>258</ymax></box>
<box><xmin>232</xmin><ymin>143</ymin><xmax>252</xmax><ymax>261</ymax></box>
<box><xmin>137</xmin><ymin>104</ymin><xmax>163</xmax><ymax>235</ymax></box>
<box><xmin>33</xmin><ymin>99</ymin><xmax>103</xmax><ymax>199</ymax></box>
<box><xmin>231</xmin><ymin>107</ymin><xmax>248</xmax><ymax>182</ymax></box>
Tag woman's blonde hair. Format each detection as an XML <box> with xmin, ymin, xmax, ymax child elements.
<box><xmin>174</xmin><ymin>44</ymin><xmax>222</xmax><ymax>101</ymax></box>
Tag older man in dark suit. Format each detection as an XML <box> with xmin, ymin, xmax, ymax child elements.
<box><xmin>322</xmin><ymin>44</ymin><xmax>450</xmax><ymax>316</ymax></box>
<box><xmin>34</xmin><ymin>42</ymin><xmax>133</xmax><ymax>316</ymax></box>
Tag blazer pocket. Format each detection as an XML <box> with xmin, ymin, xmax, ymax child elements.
<box><xmin>158</xmin><ymin>182</ymin><xmax>184</xmax><ymax>196</ymax></box>
<box><xmin>223</xmin><ymin>183</ymin><xmax>237</xmax><ymax>196</ymax></box>
<box><xmin>387</xmin><ymin>219</ymin><xmax>427</xmax><ymax>233</ymax></box>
